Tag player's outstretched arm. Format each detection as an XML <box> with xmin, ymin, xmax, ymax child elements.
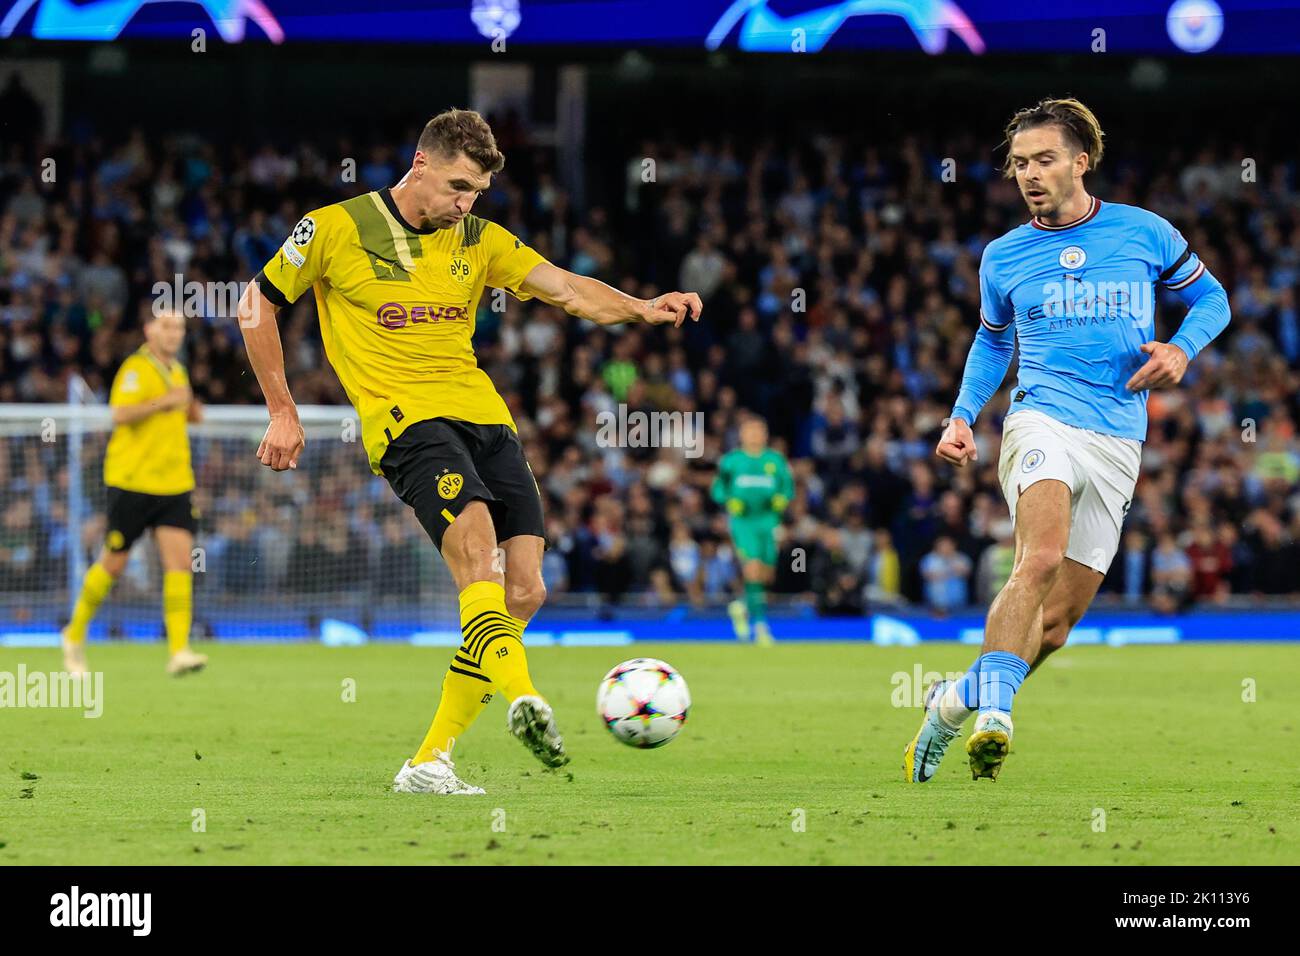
<box><xmin>518</xmin><ymin>261</ymin><xmax>702</xmax><ymax>327</ymax></box>
<box><xmin>237</xmin><ymin>282</ymin><xmax>305</xmax><ymax>472</ymax></box>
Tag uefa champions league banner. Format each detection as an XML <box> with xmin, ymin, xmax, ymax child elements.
<box><xmin>3</xmin><ymin>608</ymin><xmax>1299</xmax><ymax>644</ymax></box>
<box><xmin>1</xmin><ymin>0</ymin><xmax>1296</xmax><ymax>53</ymax></box>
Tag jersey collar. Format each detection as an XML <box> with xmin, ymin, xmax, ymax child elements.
<box><xmin>380</xmin><ymin>188</ymin><xmax>437</xmax><ymax>235</ymax></box>
<box><xmin>138</xmin><ymin>344</ymin><xmax>176</xmax><ymax>381</ymax></box>
<box><xmin>1030</xmin><ymin>195</ymin><xmax>1101</xmax><ymax>231</ymax></box>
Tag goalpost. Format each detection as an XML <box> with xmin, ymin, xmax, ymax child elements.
<box><xmin>0</xmin><ymin>384</ymin><xmax>460</xmax><ymax>645</ymax></box>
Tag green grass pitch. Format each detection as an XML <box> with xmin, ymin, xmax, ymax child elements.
<box><xmin>2</xmin><ymin>642</ymin><xmax>1297</xmax><ymax>865</ymax></box>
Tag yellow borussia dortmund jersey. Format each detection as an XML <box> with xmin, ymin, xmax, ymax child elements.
<box><xmin>257</xmin><ymin>189</ymin><xmax>547</xmax><ymax>474</ymax></box>
<box><xmin>103</xmin><ymin>347</ymin><xmax>194</xmax><ymax>495</ymax></box>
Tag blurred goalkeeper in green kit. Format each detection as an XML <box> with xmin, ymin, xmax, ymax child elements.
<box><xmin>711</xmin><ymin>416</ymin><xmax>794</xmax><ymax>645</ymax></box>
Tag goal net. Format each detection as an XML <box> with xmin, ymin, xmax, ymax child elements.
<box><xmin>0</xmin><ymin>387</ymin><xmax>460</xmax><ymax>646</ymax></box>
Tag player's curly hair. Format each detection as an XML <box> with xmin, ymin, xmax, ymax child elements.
<box><xmin>1001</xmin><ymin>97</ymin><xmax>1105</xmax><ymax>179</ymax></box>
<box><xmin>418</xmin><ymin>108</ymin><xmax>505</xmax><ymax>174</ymax></box>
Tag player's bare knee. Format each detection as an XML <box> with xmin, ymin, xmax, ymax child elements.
<box><xmin>445</xmin><ymin>506</ymin><xmax>500</xmax><ymax>583</ymax></box>
<box><xmin>1043</xmin><ymin>593</ymin><xmax>1088</xmax><ymax>650</ymax></box>
<box><xmin>1016</xmin><ymin>547</ymin><xmax>1066</xmax><ymax>590</ymax></box>
<box><xmin>1040</xmin><ymin>610</ymin><xmax>1070</xmax><ymax>651</ymax></box>
<box><xmin>459</xmin><ymin>544</ymin><xmax>500</xmax><ymax>583</ymax></box>
<box><xmin>507</xmin><ymin>579</ymin><xmax>547</xmax><ymax>621</ymax></box>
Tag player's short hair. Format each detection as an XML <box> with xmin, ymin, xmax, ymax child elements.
<box><xmin>144</xmin><ymin>308</ymin><xmax>183</xmax><ymax>326</ymax></box>
<box><xmin>1001</xmin><ymin>97</ymin><xmax>1105</xmax><ymax>178</ymax></box>
<box><xmin>417</xmin><ymin>108</ymin><xmax>505</xmax><ymax>174</ymax></box>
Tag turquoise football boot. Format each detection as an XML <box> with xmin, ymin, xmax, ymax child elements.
<box><xmin>903</xmin><ymin>680</ymin><xmax>961</xmax><ymax>783</ymax></box>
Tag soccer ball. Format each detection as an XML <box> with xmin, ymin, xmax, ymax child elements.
<box><xmin>596</xmin><ymin>658</ymin><xmax>691</xmax><ymax>748</ymax></box>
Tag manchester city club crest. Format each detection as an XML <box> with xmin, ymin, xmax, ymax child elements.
<box><xmin>1059</xmin><ymin>245</ymin><xmax>1086</xmax><ymax>269</ymax></box>
<box><xmin>1022</xmin><ymin>448</ymin><xmax>1045</xmax><ymax>473</ymax></box>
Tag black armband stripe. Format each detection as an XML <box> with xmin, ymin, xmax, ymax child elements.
<box><xmin>1165</xmin><ymin>261</ymin><xmax>1206</xmax><ymax>291</ymax></box>
<box><xmin>253</xmin><ymin>270</ymin><xmax>292</xmax><ymax>309</ymax></box>
<box><xmin>1158</xmin><ymin>244</ymin><xmax>1193</xmax><ymax>285</ymax></box>
<box><xmin>979</xmin><ymin>310</ymin><xmax>1011</xmax><ymax>333</ymax></box>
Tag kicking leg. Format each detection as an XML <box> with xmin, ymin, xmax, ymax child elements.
<box><xmin>916</xmin><ymin>514</ymin><xmax>1100</xmax><ymax>782</ymax></box>
<box><xmin>965</xmin><ymin>479</ymin><xmax>1071</xmax><ymax>779</ymax></box>
<box><xmin>406</xmin><ymin>504</ymin><xmax>564</xmax><ymax>789</ymax></box>
<box><xmin>499</xmin><ymin>533</ymin><xmax>568</xmax><ymax>767</ymax></box>
<box><xmin>439</xmin><ymin>505</ymin><xmax>542</xmax><ymax>704</ymax></box>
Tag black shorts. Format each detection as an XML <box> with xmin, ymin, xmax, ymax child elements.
<box><xmin>380</xmin><ymin>419</ymin><xmax>545</xmax><ymax>551</ymax></box>
<box><xmin>105</xmin><ymin>487</ymin><xmax>198</xmax><ymax>552</ymax></box>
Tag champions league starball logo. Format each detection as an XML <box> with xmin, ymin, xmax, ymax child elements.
<box><xmin>0</xmin><ymin>0</ymin><xmax>284</xmax><ymax>41</ymax></box>
<box><xmin>706</xmin><ymin>0</ymin><xmax>985</xmax><ymax>54</ymax></box>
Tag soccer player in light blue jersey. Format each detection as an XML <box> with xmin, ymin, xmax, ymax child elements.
<box><xmin>903</xmin><ymin>98</ymin><xmax>1231</xmax><ymax>782</ymax></box>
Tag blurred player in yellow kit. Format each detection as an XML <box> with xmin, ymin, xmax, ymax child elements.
<box><xmin>62</xmin><ymin>311</ymin><xmax>208</xmax><ymax>677</ymax></box>
<box><xmin>237</xmin><ymin>108</ymin><xmax>703</xmax><ymax>795</ymax></box>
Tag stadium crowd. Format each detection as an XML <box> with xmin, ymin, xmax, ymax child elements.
<box><xmin>2</xmin><ymin>96</ymin><xmax>1299</xmax><ymax>614</ymax></box>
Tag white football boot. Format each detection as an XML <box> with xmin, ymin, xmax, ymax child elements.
<box><xmin>392</xmin><ymin>752</ymin><xmax>486</xmax><ymax>795</ymax></box>
<box><xmin>903</xmin><ymin>679</ymin><xmax>961</xmax><ymax>783</ymax></box>
<box><xmin>166</xmin><ymin>647</ymin><xmax>208</xmax><ymax>676</ymax></box>
<box><xmin>61</xmin><ymin>633</ymin><xmax>88</xmax><ymax>676</ymax></box>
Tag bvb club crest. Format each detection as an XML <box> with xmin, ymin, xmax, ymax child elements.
<box><xmin>438</xmin><ymin>473</ymin><xmax>464</xmax><ymax>500</ymax></box>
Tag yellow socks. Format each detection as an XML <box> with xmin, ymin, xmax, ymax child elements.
<box><xmin>67</xmin><ymin>564</ymin><xmax>193</xmax><ymax>656</ymax></box>
<box><xmin>66</xmin><ymin>562</ymin><xmax>115</xmax><ymax>643</ymax></box>
<box><xmin>458</xmin><ymin>581</ymin><xmax>538</xmax><ymax>701</ymax></box>
<box><xmin>412</xmin><ymin>581</ymin><xmax>540</xmax><ymax>766</ymax></box>
<box><xmin>413</xmin><ymin>666</ymin><xmax>494</xmax><ymax>766</ymax></box>
<box><xmin>162</xmin><ymin>570</ymin><xmax>193</xmax><ymax>654</ymax></box>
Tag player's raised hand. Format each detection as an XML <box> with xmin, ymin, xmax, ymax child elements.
<box><xmin>1126</xmin><ymin>341</ymin><xmax>1189</xmax><ymax>392</ymax></box>
<box><xmin>646</xmin><ymin>291</ymin><xmax>704</xmax><ymax>327</ymax></box>
<box><xmin>936</xmin><ymin>417</ymin><xmax>978</xmax><ymax>468</ymax></box>
<box><xmin>258</xmin><ymin>411</ymin><xmax>306</xmax><ymax>471</ymax></box>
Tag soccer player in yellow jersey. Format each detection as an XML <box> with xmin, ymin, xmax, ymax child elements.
<box><xmin>62</xmin><ymin>311</ymin><xmax>209</xmax><ymax>677</ymax></box>
<box><xmin>237</xmin><ymin>109</ymin><xmax>702</xmax><ymax>795</ymax></box>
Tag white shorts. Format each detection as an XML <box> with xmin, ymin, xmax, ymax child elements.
<box><xmin>997</xmin><ymin>408</ymin><xmax>1142</xmax><ymax>574</ymax></box>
